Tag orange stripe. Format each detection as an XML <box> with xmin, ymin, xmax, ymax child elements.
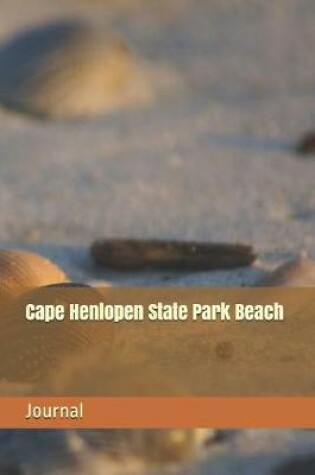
<box><xmin>0</xmin><ymin>398</ymin><xmax>314</xmax><ymax>428</ymax></box>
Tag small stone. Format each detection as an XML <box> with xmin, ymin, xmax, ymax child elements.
<box><xmin>296</xmin><ymin>131</ymin><xmax>315</xmax><ymax>156</ymax></box>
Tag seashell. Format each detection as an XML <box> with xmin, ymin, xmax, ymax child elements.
<box><xmin>0</xmin><ymin>429</ymin><xmax>214</xmax><ymax>475</ymax></box>
<box><xmin>0</xmin><ymin>20</ymin><xmax>152</xmax><ymax>119</ymax></box>
<box><xmin>256</xmin><ymin>252</ymin><xmax>315</xmax><ymax>286</ymax></box>
<box><xmin>139</xmin><ymin>429</ymin><xmax>214</xmax><ymax>465</ymax></box>
<box><xmin>0</xmin><ymin>284</ymin><xmax>114</xmax><ymax>384</ymax></box>
<box><xmin>0</xmin><ymin>249</ymin><xmax>68</xmax><ymax>297</ymax></box>
<box><xmin>90</xmin><ymin>238</ymin><xmax>256</xmax><ymax>271</ymax></box>
<box><xmin>87</xmin><ymin>429</ymin><xmax>213</xmax><ymax>466</ymax></box>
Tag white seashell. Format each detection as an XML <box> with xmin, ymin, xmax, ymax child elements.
<box><xmin>0</xmin><ymin>20</ymin><xmax>152</xmax><ymax>119</ymax></box>
<box><xmin>0</xmin><ymin>284</ymin><xmax>113</xmax><ymax>384</ymax></box>
<box><xmin>256</xmin><ymin>252</ymin><xmax>315</xmax><ymax>286</ymax></box>
<box><xmin>0</xmin><ymin>249</ymin><xmax>68</xmax><ymax>297</ymax></box>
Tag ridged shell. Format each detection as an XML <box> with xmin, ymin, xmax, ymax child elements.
<box><xmin>257</xmin><ymin>253</ymin><xmax>315</xmax><ymax>286</ymax></box>
<box><xmin>0</xmin><ymin>20</ymin><xmax>152</xmax><ymax>119</ymax></box>
<box><xmin>0</xmin><ymin>284</ymin><xmax>114</xmax><ymax>383</ymax></box>
<box><xmin>0</xmin><ymin>249</ymin><xmax>68</xmax><ymax>297</ymax></box>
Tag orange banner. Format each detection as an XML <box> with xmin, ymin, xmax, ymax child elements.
<box><xmin>0</xmin><ymin>397</ymin><xmax>314</xmax><ymax>428</ymax></box>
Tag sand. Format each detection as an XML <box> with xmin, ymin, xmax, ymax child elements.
<box><xmin>0</xmin><ymin>0</ymin><xmax>314</xmax><ymax>473</ymax></box>
<box><xmin>0</xmin><ymin>0</ymin><xmax>314</xmax><ymax>285</ymax></box>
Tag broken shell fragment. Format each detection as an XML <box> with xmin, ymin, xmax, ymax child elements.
<box><xmin>90</xmin><ymin>238</ymin><xmax>256</xmax><ymax>271</ymax></box>
<box><xmin>256</xmin><ymin>253</ymin><xmax>315</xmax><ymax>286</ymax></box>
<box><xmin>0</xmin><ymin>20</ymin><xmax>152</xmax><ymax>119</ymax></box>
<box><xmin>0</xmin><ymin>249</ymin><xmax>68</xmax><ymax>297</ymax></box>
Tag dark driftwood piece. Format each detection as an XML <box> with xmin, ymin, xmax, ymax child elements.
<box><xmin>90</xmin><ymin>239</ymin><xmax>256</xmax><ymax>271</ymax></box>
